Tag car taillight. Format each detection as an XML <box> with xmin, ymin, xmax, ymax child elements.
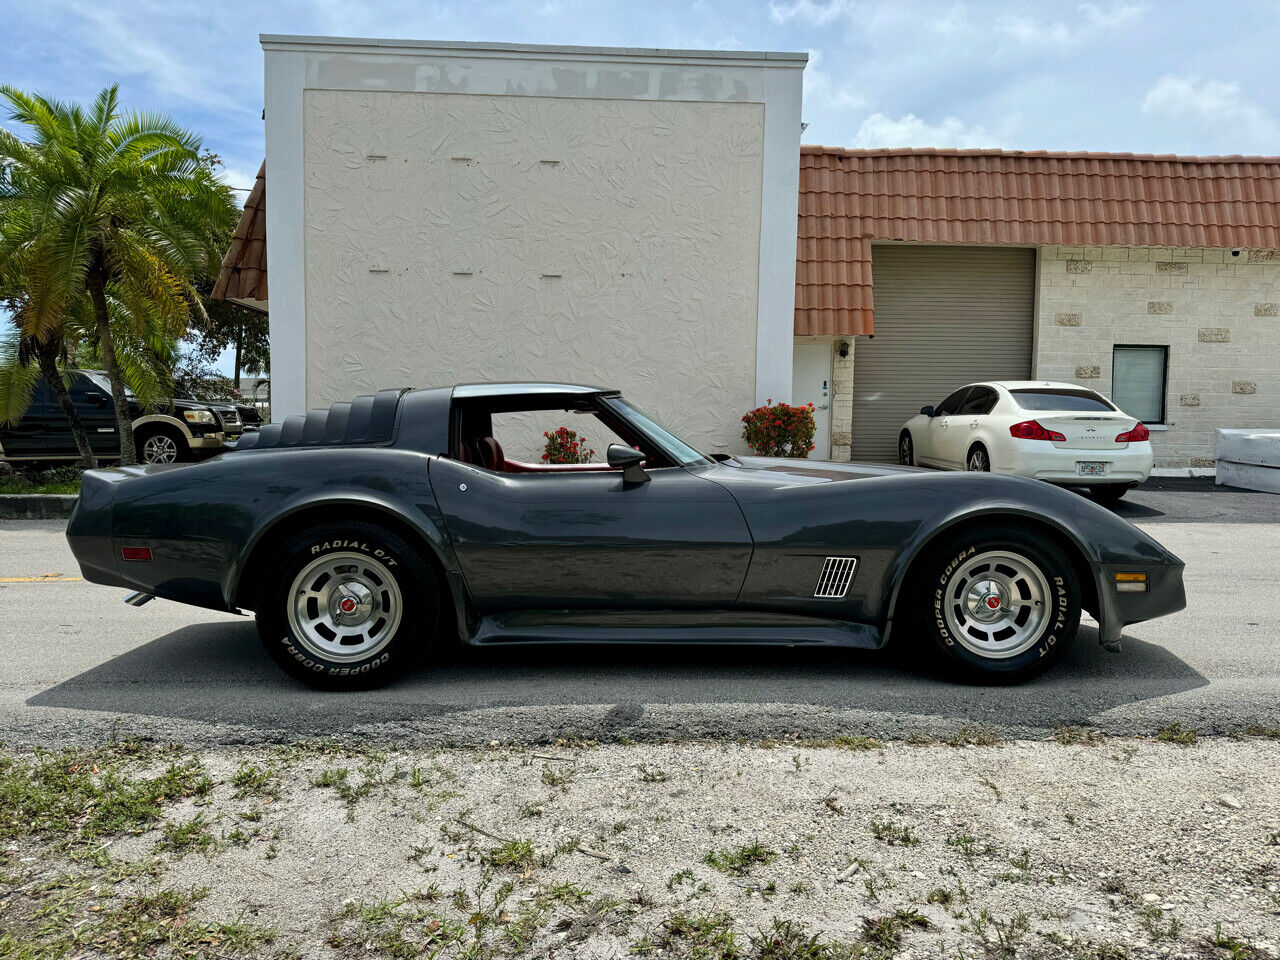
<box><xmin>1116</xmin><ymin>422</ymin><xmax>1150</xmax><ymax>443</ymax></box>
<box><xmin>121</xmin><ymin>546</ymin><xmax>152</xmax><ymax>561</ymax></box>
<box><xmin>1009</xmin><ymin>420</ymin><xmax>1066</xmax><ymax>442</ymax></box>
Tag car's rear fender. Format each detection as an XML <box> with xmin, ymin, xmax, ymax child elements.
<box><xmin>227</xmin><ymin>484</ymin><xmax>471</xmax><ymax>642</ymax></box>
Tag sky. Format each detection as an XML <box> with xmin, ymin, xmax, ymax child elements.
<box><xmin>3</xmin><ymin>0</ymin><xmax>1279</xmax><ymax>373</ymax></box>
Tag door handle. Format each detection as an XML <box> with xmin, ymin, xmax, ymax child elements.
<box><xmin>968</xmin><ymin>420</ymin><xmax>978</xmax><ymax>428</ymax></box>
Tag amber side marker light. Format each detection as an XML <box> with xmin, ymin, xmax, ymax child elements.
<box><xmin>1115</xmin><ymin>572</ymin><xmax>1147</xmax><ymax>593</ymax></box>
<box><xmin>121</xmin><ymin>547</ymin><xmax>152</xmax><ymax>562</ymax></box>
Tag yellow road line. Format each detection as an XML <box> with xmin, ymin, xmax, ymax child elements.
<box><xmin>0</xmin><ymin>575</ymin><xmax>83</xmax><ymax>582</ymax></box>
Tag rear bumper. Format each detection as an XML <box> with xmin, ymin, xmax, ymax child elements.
<box><xmin>998</xmin><ymin>440</ymin><xmax>1153</xmax><ymax>485</ymax></box>
<box><xmin>1094</xmin><ymin>556</ymin><xmax>1187</xmax><ymax>646</ymax></box>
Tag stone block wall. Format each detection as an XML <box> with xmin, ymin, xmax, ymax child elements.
<box><xmin>1035</xmin><ymin>246</ymin><xmax>1280</xmax><ymax>469</ymax></box>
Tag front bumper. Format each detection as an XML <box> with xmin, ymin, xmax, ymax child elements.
<box><xmin>1094</xmin><ymin>557</ymin><xmax>1187</xmax><ymax>646</ymax></box>
<box><xmin>187</xmin><ymin>431</ymin><xmax>226</xmax><ymax>449</ymax></box>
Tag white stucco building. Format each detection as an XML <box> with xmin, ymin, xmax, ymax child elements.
<box><xmin>245</xmin><ymin>35</ymin><xmax>805</xmax><ymax>454</ymax></box>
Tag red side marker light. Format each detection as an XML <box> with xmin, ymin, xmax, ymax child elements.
<box><xmin>121</xmin><ymin>547</ymin><xmax>152</xmax><ymax>561</ymax></box>
<box><xmin>1116</xmin><ymin>422</ymin><xmax>1150</xmax><ymax>443</ymax></box>
<box><xmin>1009</xmin><ymin>420</ymin><xmax>1066</xmax><ymax>442</ymax></box>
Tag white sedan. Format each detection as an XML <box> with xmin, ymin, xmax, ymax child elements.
<box><xmin>898</xmin><ymin>381</ymin><xmax>1153</xmax><ymax>501</ymax></box>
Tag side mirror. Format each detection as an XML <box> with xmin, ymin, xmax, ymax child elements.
<box><xmin>607</xmin><ymin>443</ymin><xmax>650</xmax><ymax>484</ymax></box>
<box><xmin>920</xmin><ymin>405</ymin><xmax>935</xmax><ymax>417</ymax></box>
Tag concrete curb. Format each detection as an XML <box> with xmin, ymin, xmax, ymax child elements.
<box><xmin>0</xmin><ymin>494</ymin><xmax>78</xmax><ymax>520</ymax></box>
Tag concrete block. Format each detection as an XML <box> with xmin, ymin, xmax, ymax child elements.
<box><xmin>1216</xmin><ymin>428</ymin><xmax>1280</xmax><ymax>467</ymax></box>
<box><xmin>1197</xmin><ymin>327</ymin><xmax>1231</xmax><ymax>342</ymax></box>
<box><xmin>1216</xmin><ymin>460</ymin><xmax>1280</xmax><ymax>494</ymax></box>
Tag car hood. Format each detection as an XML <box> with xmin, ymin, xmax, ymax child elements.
<box><xmin>706</xmin><ymin>455</ymin><xmax>923</xmax><ymax>488</ymax></box>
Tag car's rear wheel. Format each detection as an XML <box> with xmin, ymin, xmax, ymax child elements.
<box><xmin>256</xmin><ymin>522</ymin><xmax>440</xmax><ymax>689</ymax></box>
<box><xmin>907</xmin><ymin>524</ymin><xmax>1080</xmax><ymax>683</ymax></box>
<box><xmin>136</xmin><ymin>426</ymin><xmax>189</xmax><ymax>464</ymax></box>
<box><xmin>966</xmin><ymin>445</ymin><xmax>990</xmax><ymax>472</ymax></box>
<box><xmin>898</xmin><ymin>432</ymin><xmax>914</xmax><ymax>466</ymax></box>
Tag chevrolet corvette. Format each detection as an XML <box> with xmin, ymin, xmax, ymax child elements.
<box><xmin>66</xmin><ymin>382</ymin><xmax>1186</xmax><ymax>688</ymax></box>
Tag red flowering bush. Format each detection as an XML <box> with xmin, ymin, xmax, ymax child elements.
<box><xmin>741</xmin><ymin>400</ymin><xmax>816</xmax><ymax>458</ymax></box>
<box><xmin>542</xmin><ymin>426</ymin><xmax>595</xmax><ymax>464</ymax></box>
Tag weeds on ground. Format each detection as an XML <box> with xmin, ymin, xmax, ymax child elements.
<box><xmin>483</xmin><ymin>839</ymin><xmax>537</xmax><ymax>872</ymax></box>
<box><xmin>230</xmin><ymin>762</ymin><xmax>279</xmax><ymax>800</ymax></box>
<box><xmin>156</xmin><ymin>814</ymin><xmax>216</xmax><ymax>857</ymax></box>
<box><xmin>945</xmin><ymin>725</ymin><xmax>1004</xmax><ymax>747</ymax></box>
<box><xmin>869</xmin><ymin>819</ymin><xmax>919</xmax><ymax>846</ymax></box>
<box><xmin>1154</xmin><ymin>722</ymin><xmax>1198</xmax><ymax>745</ymax></box>
<box><xmin>1054</xmin><ymin>726</ymin><xmax>1106</xmax><ymax>745</ymax></box>
<box><xmin>703</xmin><ymin>841</ymin><xmax>777</xmax><ymax>875</ymax></box>
<box><xmin>0</xmin><ymin>750</ymin><xmax>211</xmax><ymax>845</ymax></box>
<box><xmin>310</xmin><ymin>766</ymin><xmax>378</xmax><ymax>819</ymax></box>
<box><xmin>860</xmin><ymin>909</ymin><xmax>929</xmax><ymax>953</ymax></box>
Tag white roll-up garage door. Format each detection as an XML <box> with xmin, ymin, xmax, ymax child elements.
<box><xmin>852</xmin><ymin>246</ymin><xmax>1035</xmax><ymax>462</ymax></box>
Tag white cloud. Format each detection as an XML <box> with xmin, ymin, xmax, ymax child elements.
<box><xmin>802</xmin><ymin>49</ymin><xmax>865</xmax><ymax>116</ymax></box>
<box><xmin>852</xmin><ymin>112</ymin><xmax>1012</xmax><ymax>149</ymax></box>
<box><xmin>1141</xmin><ymin>75</ymin><xmax>1279</xmax><ymax>140</ymax></box>
<box><xmin>769</xmin><ymin>0</ymin><xmax>853</xmax><ymax>26</ymax></box>
<box><xmin>996</xmin><ymin>2</ymin><xmax>1145</xmax><ymax>49</ymax></box>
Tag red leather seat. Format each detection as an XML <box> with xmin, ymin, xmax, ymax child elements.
<box><xmin>475</xmin><ymin>436</ymin><xmax>504</xmax><ymax>471</ymax></box>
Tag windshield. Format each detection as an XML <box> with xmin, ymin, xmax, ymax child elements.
<box><xmin>603</xmin><ymin>397</ymin><xmax>711</xmax><ymax>466</ymax></box>
<box><xmin>80</xmin><ymin>371</ymin><xmax>135</xmax><ymax>399</ymax></box>
<box><xmin>1011</xmin><ymin>389</ymin><xmax>1115</xmax><ymax>413</ymax></box>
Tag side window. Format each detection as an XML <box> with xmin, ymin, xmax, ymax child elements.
<box><xmin>959</xmin><ymin>387</ymin><xmax>997</xmax><ymax>416</ymax></box>
<box><xmin>491</xmin><ymin>410</ymin><xmax>630</xmax><ymax>465</ymax></box>
<box><xmin>936</xmin><ymin>388</ymin><xmax>972</xmax><ymax>416</ymax></box>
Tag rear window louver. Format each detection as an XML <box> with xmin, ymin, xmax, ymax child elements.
<box><xmin>234</xmin><ymin>388</ymin><xmax>408</xmax><ymax>452</ymax></box>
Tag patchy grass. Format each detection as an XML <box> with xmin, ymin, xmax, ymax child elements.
<box><xmin>230</xmin><ymin>762</ymin><xmax>278</xmax><ymax>800</ymax></box>
<box><xmin>860</xmin><ymin>909</ymin><xmax>930</xmax><ymax>952</ymax></box>
<box><xmin>945</xmin><ymin>725</ymin><xmax>1004</xmax><ymax>748</ymax></box>
<box><xmin>1053</xmin><ymin>726</ymin><xmax>1106</xmax><ymax>745</ymax></box>
<box><xmin>633</xmin><ymin>910</ymin><xmax>739</xmax><ymax>958</ymax></box>
<box><xmin>483</xmin><ymin>838</ymin><xmax>538</xmax><ymax>872</ymax></box>
<box><xmin>0</xmin><ymin>884</ymin><xmax>274</xmax><ymax>959</ymax></box>
<box><xmin>703</xmin><ymin>840</ymin><xmax>778</xmax><ymax>875</ymax></box>
<box><xmin>156</xmin><ymin>813</ymin><xmax>216</xmax><ymax>857</ymax></box>
<box><xmin>869</xmin><ymin>819</ymin><xmax>919</xmax><ymax>846</ymax></box>
<box><xmin>0</xmin><ymin>750</ymin><xmax>211</xmax><ymax>845</ymax></box>
<box><xmin>310</xmin><ymin>766</ymin><xmax>378</xmax><ymax>818</ymax></box>
<box><xmin>0</xmin><ymin>465</ymin><xmax>82</xmax><ymax>495</ymax></box>
<box><xmin>1154</xmin><ymin>722</ymin><xmax>1198</xmax><ymax>745</ymax></box>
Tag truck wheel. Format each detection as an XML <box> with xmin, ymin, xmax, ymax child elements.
<box><xmin>908</xmin><ymin>525</ymin><xmax>1080</xmax><ymax>683</ymax></box>
<box><xmin>256</xmin><ymin>522</ymin><xmax>440</xmax><ymax>689</ymax></box>
<box><xmin>136</xmin><ymin>426</ymin><xmax>189</xmax><ymax>464</ymax></box>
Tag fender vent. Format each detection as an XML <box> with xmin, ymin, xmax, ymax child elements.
<box><xmin>814</xmin><ymin>557</ymin><xmax>858</xmax><ymax>599</ymax></box>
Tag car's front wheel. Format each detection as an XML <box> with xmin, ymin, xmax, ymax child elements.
<box><xmin>135</xmin><ymin>426</ymin><xmax>189</xmax><ymax>464</ymax></box>
<box><xmin>907</xmin><ymin>525</ymin><xmax>1081</xmax><ymax>683</ymax></box>
<box><xmin>256</xmin><ymin>522</ymin><xmax>440</xmax><ymax>689</ymax></box>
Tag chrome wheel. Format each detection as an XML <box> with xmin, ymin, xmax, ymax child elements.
<box><xmin>142</xmin><ymin>433</ymin><xmax>178</xmax><ymax>463</ymax></box>
<box><xmin>899</xmin><ymin>434</ymin><xmax>913</xmax><ymax>466</ymax></box>
<box><xmin>287</xmin><ymin>552</ymin><xmax>403</xmax><ymax>663</ymax></box>
<box><xmin>967</xmin><ymin>448</ymin><xmax>989</xmax><ymax>471</ymax></box>
<box><xmin>942</xmin><ymin>550</ymin><xmax>1051</xmax><ymax>659</ymax></box>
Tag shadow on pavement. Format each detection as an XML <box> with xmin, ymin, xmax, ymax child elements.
<box><xmin>29</xmin><ymin>618</ymin><xmax>1208</xmax><ymax>737</ymax></box>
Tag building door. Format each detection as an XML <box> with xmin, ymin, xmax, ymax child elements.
<box><xmin>792</xmin><ymin>340</ymin><xmax>833</xmax><ymax>459</ymax></box>
<box><xmin>852</xmin><ymin>246</ymin><xmax>1035</xmax><ymax>462</ymax></box>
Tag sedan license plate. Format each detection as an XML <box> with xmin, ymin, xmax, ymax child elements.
<box><xmin>1077</xmin><ymin>461</ymin><xmax>1108</xmax><ymax>477</ymax></box>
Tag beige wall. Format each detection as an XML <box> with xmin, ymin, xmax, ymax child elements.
<box><xmin>1035</xmin><ymin>246</ymin><xmax>1280</xmax><ymax>469</ymax></box>
<box><xmin>302</xmin><ymin>89</ymin><xmax>764</xmax><ymax>454</ymax></box>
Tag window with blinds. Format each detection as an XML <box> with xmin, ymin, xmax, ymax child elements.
<box><xmin>1112</xmin><ymin>345</ymin><xmax>1167</xmax><ymax>424</ymax></box>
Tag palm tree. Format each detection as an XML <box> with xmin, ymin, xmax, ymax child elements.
<box><xmin>0</xmin><ymin>86</ymin><xmax>236</xmax><ymax>464</ymax></box>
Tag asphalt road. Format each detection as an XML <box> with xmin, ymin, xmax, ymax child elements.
<box><xmin>1</xmin><ymin>479</ymin><xmax>1277</xmax><ymax>748</ymax></box>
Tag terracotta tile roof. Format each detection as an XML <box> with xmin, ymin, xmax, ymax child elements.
<box><xmin>797</xmin><ymin>147</ymin><xmax>1280</xmax><ymax>337</ymax></box>
<box><xmin>212</xmin><ymin>162</ymin><xmax>267</xmax><ymax>303</ymax></box>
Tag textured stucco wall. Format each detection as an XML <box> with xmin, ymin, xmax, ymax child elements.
<box><xmin>302</xmin><ymin>89</ymin><xmax>764</xmax><ymax>454</ymax></box>
<box><xmin>1035</xmin><ymin>246</ymin><xmax>1280</xmax><ymax>469</ymax></box>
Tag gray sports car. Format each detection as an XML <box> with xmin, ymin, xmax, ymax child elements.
<box><xmin>66</xmin><ymin>382</ymin><xmax>1185</xmax><ymax>689</ymax></box>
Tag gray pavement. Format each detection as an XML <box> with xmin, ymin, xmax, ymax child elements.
<box><xmin>1</xmin><ymin>479</ymin><xmax>1277</xmax><ymax>748</ymax></box>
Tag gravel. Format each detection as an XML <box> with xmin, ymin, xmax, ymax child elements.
<box><xmin>4</xmin><ymin>736</ymin><xmax>1279</xmax><ymax>958</ymax></box>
